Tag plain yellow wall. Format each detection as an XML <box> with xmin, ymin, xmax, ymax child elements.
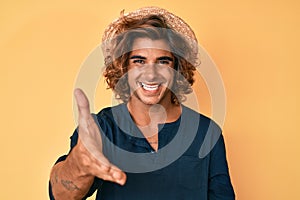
<box><xmin>1</xmin><ymin>0</ymin><xmax>299</xmax><ymax>199</ymax></box>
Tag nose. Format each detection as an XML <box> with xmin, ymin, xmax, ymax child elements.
<box><xmin>143</xmin><ymin>63</ymin><xmax>159</xmax><ymax>81</ymax></box>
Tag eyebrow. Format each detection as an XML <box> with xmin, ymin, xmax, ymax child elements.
<box><xmin>130</xmin><ymin>55</ymin><xmax>146</xmax><ymax>60</ymax></box>
<box><xmin>129</xmin><ymin>55</ymin><xmax>174</xmax><ymax>61</ymax></box>
<box><xmin>157</xmin><ymin>56</ymin><xmax>174</xmax><ymax>62</ymax></box>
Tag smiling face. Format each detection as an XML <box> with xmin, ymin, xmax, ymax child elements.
<box><xmin>127</xmin><ymin>37</ymin><xmax>175</xmax><ymax>107</ymax></box>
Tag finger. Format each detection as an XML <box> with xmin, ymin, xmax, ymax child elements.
<box><xmin>74</xmin><ymin>88</ymin><xmax>91</xmax><ymax>120</ymax></box>
<box><xmin>94</xmin><ymin>152</ymin><xmax>128</xmax><ymax>185</ymax></box>
<box><xmin>96</xmin><ymin>167</ymin><xmax>127</xmax><ymax>185</ymax></box>
<box><xmin>111</xmin><ymin>168</ymin><xmax>127</xmax><ymax>183</ymax></box>
<box><xmin>77</xmin><ymin>138</ymin><xmax>127</xmax><ymax>185</ymax></box>
<box><xmin>101</xmin><ymin>173</ymin><xmax>126</xmax><ymax>185</ymax></box>
<box><xmin>110</xmin><ymin>167</ymin><xmax>127</xmax><ymax>185</ymax></box>
<box><xmin>106</xmin><ymin>164</ymin><xmax>127</xmax><ymax>185</ymax></box>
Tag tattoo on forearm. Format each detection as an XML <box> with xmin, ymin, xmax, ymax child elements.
<box><xmin>61</xmin><ymin>180</ymin><xmax>81</xmax><ymax>191</ymax></box>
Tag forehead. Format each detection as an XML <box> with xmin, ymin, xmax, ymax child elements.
<box><xmin>131</xmin><ymin>38</ymin><xmax>172</xmax><ymax>55</ymax></box>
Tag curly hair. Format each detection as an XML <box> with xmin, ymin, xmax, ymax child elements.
<box><xmin>103</xmin><ymin>14</ymin><xmax>198</xmax><ymax>104</ymax></box>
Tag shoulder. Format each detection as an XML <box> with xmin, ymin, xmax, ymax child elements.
<box><xmin>180</xmin><ymin>105</ymin><xmax>223</xmax><ymax>156</ymax></box>
<box><xmin>181</xmin><ymin>105</ymin><xmax>221</xmax><ymax>133</ymax></box>
<box><xmin>95</xmin><ymin>103</ymin><xmax>127</xmax><ymax>122</ymax></box>
<box><xmin>94</xmin><ymin>104</ymin><xmax>134</xmax><ymax>137</ymax></box>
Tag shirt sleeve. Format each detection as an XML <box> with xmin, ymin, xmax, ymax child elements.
<box><xmin>208</xmin><ymin>133</ymin><xmax>235</xmax><ymax>200</ymax></box>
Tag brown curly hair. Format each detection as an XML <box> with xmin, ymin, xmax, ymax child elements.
<box><xmin>103</xmin><ymin>14</ymin><xmax>198</xmax><ymax>104</ymax></box>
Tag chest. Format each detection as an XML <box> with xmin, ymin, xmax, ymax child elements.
<box><xmin>98</xmin><ymin>154</ymin><xmax>209</xmax><ymax>200</ymax></box>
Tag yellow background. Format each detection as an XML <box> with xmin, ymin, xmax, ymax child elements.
<box><xmin>1</xmin><ymin>0</ymin><xmax>299</xmax><ymax>199</ymax></box>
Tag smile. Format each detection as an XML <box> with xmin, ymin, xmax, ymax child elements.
<box><xmin>140</xmin><ymin>82</ymin><xmax>160</xmax><ymax>91</ymax></box>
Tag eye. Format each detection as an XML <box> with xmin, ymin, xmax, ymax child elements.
<box><xmin>158</xmin><ymin>60</ymin><xmax>170</xmax><ymax>65</ymax></box>
<box><xmin>133</xmin><ymin>59</ymin><xmax>145</xmax><ymax>64</ymax></box>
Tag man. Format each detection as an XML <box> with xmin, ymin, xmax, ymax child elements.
<box><xmin>49</xmin><ymin>7</ymin><xmax>235</xmax><ymax>200</ymax></box>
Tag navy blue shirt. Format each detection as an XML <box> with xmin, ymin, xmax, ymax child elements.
<box><xmin>49</xmin><ymin>104</ymin><xmax>235</xmax><ymax>199</ymax></box>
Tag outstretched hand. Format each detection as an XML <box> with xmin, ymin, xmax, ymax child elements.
<box><xmin>71</xmin><ymin>88</ymin><xmax>126</xmax><ymax>185</ymax></box>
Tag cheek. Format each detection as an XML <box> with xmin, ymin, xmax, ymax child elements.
<box><xmin>162</xmin><ymin>68</ymin><xmax>175</xmax><ymax>81</ymax></box>
<box><xmin>127</xmin><ymin>69</ymin><xmax>142</xmax><ymax>87</ymax></box>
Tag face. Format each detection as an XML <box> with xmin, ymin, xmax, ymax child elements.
<box><xmin>127</xmin><ymin>37</ymin><xmax>175</xmax><ymax>106</ymax></box>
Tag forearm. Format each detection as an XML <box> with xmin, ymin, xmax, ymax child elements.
<box><xmin>50</xmin><ymin>159</ymin><xmax>94</xmax><ymax>200</ymax></box>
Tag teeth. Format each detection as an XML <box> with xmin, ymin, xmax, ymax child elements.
<box><xmin>141</xmin><ymin>82</ymin><xmax>159</xmax><ymax>91</ymax></box>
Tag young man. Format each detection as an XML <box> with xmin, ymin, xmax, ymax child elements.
<box><xmin>49</xmin><ymin>7</ymin><xmax>235</xmax><ymax>200</ymax></box>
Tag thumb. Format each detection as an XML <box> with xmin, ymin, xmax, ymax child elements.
<box><xmin>74</xmin><ymin>88</ymin><xmax>91</xmax><ymax>120</ymax></box>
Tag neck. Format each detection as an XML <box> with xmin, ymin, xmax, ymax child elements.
<box><xmin>127</xmin><ymin>97</ymin><xmax>181</xmax><ymax>127</ymax></box>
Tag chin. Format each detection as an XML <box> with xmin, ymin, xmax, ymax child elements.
<box><xmin>139</xmin><ymin>97</ymin><xmax>162</xmax><ymax>105</ymax></box>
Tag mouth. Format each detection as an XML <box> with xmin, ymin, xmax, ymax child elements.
<box><xmin>139</xmin><ymin>82</ymin><xmax>161</xmax><ymax>91</ymax></box>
